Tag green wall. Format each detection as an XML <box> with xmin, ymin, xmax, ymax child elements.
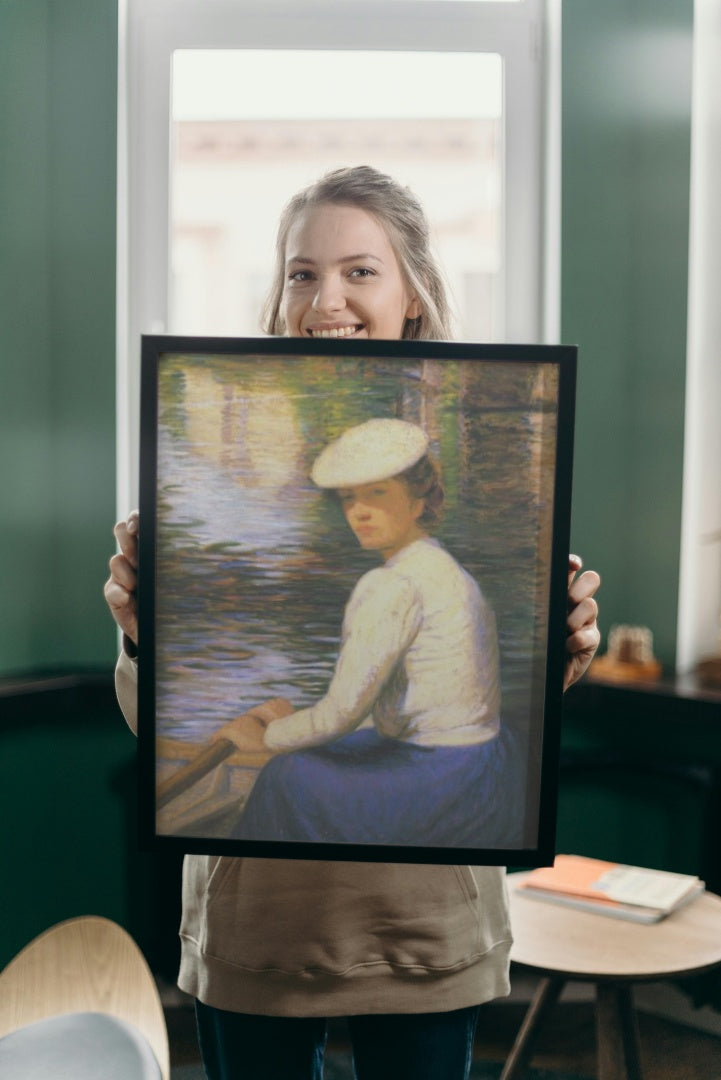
<box><xmin>0</xmin><ymin>0</ymin><xmax>118</xmax><ymax>676</ymax></box>
<box><xmin>562</xmin><ymin>0</ymin><xmax>693</xmax><ymax>669</ymax></box>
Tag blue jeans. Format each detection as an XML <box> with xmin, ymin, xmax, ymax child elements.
<box><xmin>195</xmin><ymin>1000</ymin><xmax>481</xmax><ymax>1080</ymax></box>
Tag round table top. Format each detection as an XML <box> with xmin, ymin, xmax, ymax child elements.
<box><xmin>508</xmin><ymin>871</ymin><xmax>721</xmax><ymax>981</ymax></box>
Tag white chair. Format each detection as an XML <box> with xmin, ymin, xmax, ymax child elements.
<box><xmin>0</xmin><ymin>915</ymin><xmax>170</xmax><ymax>1079</ymax></box>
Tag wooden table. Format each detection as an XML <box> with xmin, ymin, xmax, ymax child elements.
<box><xmin>502</xmin><ymin>873</ymin><xmax>721</xmax><ymax>1080</ymax></box>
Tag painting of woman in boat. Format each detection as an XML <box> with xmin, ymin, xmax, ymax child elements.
<box><xmin>148</xmin><ymin>343</ymin><xmax>569</xmax><ymax>860</ymax></box>
<box><xmin>201</xmin><ymin>415</ymin><xmax>525</xmax><ymax>850</ymax></box>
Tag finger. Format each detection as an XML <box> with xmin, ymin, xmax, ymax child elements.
<box><xmin>247</xmin><ymin>703</ymin><xmax>283</xmax><ymax>726</ymax></box>
<box><xmin>105</xmin><ymin>583</ymin><xmax>136</xmax><ymax>626</ymax></box>
<box><xmin>108</xmin><ymin>552</ymin><xmax>137</xmax><ymax>592</ymax></box>
<box><xmin>113</xmin><ymin>511</ymin><xmax>140</xmax><ymax>566</ymax></box>
<box><xmin>567</xmin><ymin>553</ymin><xmax>583</xmax><ymax>588</ymax></box>
<box><xmin>113</xmin><ymin>527</ymin><xmax>138</xmax><ymax>568</ymax></box>
<box><xmin>568</xmin><ymin>568</ymin><xmax>601</xmax><ymax>607</ymax></box>
<box><xmin>211</xmin><ymin>714</ymin><xmax>266</xmax><ymax>751</ymax></box>
<box><xmin>566</xmin><ymin>594</ymin><xmax>599</xmax><ymax>634</ymax></box>
<box><xmin>103</xmin><ymin>580</ymin><xmax>138</xmax><ymax>641</ymax></box>
<box><xmin>245</xmin><ymin>706</ymin><xmax>272</xmax><ymax>727</ymax></box>
<box><xmin>566</xmin><ymin>623</ymin><xmax>601</xmax><ymax>657</ymax></box>
<box><xmin>262</xmin><ymin>697</ymin><xmax>294</xmax><ymax>719</ymax></box>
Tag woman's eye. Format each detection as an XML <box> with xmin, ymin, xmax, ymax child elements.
<box><xmin>349</xmin><ymin>267</ymin><xmax>375</xmax><ymax>279</ymax></box>
<box><xmin>288</xmin><ymin>269</ymin><xmax>313</xmax><ymax>283</ymax></box>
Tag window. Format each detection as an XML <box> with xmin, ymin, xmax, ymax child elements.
<box><xmin>169</xmin><ymin>49</ymin><xmax>503</xmax><ymax>340</ymax></box>
<box><xmin>118</xmin><ymin>0</ymin><xmax>556</xmax><ymax>509</ymax></box>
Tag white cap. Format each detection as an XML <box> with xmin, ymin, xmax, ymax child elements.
<box><xmin>311</xmin><ymin>418</ymin><xmax>429</xmax><ymax>488</ymax></box>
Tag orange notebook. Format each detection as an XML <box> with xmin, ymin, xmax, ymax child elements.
<box><xmin>517</xmin><ymin>855</ymin><xmax>704</xmax><ymax>923</ymax></box>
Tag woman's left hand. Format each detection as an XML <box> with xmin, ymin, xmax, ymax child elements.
<box><xmin>564</xmin><ymin>554</ymin><xmax>601</xmax><ymax>691</ymax></box>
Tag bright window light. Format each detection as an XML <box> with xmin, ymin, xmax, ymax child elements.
<box><xmin>170</xmin><ymin>50</ymin><xmax>504</xmax><ymax>341</ymax></box>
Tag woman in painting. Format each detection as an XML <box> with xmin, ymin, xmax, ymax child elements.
<box><xmin>223</xmin><ymin>415</ymin><xmax>520</xmax><ymax>850</ymax></box>
<box><xmin>106</xmin><ymin>166</ymin><xmax>600</xmax><ymax>1080</ymax></box>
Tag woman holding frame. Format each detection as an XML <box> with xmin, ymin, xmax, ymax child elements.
<box><xmin>106</xmin><ymin>166</ymin><xmax>600</xmax><ymax>1080</ymax></box>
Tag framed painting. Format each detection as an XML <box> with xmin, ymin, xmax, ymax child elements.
<box><xmin>137</xmin><ymin>335</ymin><xmax>576</xmax><ymax>864</ymax></box>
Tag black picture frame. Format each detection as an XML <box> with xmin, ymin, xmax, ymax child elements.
<box><xmin>137</xmin><ymin>335</ymin><xmax>576</xmax><ymax>865</ymax></box>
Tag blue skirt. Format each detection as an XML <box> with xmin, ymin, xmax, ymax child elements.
<box><xmin>233</xmin><ymin>724</ymin><xmax>525</xmax><ymax>850</ymax></box>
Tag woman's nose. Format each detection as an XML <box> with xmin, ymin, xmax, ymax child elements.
<box><xmin>313</xmin><ymin>274</ymin><xmax>345</xmax><ymax>314</ymax></box>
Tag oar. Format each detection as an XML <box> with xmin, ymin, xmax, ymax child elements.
<box><xmin>157</xmin><ymin>698</ymin><xmax>292</xmax><ymax>810</ymax></box>
<box><xmin>156</xmin><ymin>737</ymin><xmax>237</xmax><ymax>810</ymax></box>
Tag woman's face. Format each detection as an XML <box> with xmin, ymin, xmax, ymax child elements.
<box><xmin>338</xmin><ymin>478</ymin><xmax>425</xmax><ymax>560</ymax></box>
<box><xmin>281</xmin><ymin>203</ymin><xmax>421</xmax><ymax>340</ymax></box>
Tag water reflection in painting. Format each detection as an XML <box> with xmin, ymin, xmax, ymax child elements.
<box><xmin>154</xmin><ymin>351</ymin><xmax>559</xmax><ymax>845</ymax></box>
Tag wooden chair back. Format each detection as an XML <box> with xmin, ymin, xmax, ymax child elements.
<box><xmin>0</xmin><ymin>915</ymin><xmax>169</xmax><ymax>1079</ymax></box>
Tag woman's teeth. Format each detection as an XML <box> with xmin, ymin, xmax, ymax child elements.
<box><xmin>310</xmin><ymin>325</ymin><xmax>360</xmax><ymax>338</ymax></box>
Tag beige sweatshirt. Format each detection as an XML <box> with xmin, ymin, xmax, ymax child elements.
<box><xmin>116</xmin><ymin>650</ymin><xmax>512</xmax><ymax>1016</ymax></box>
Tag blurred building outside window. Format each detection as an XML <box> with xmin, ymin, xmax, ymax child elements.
<box><xmin>169</xmin><ymin>50</ymin><xmax>503</xmax><ymax>342</ymax></box>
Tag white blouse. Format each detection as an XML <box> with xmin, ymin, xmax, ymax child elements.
<box><xmin>264</xmin><ymin>537</ymin><xmax>500</xmax><ymax>752</ymax></box>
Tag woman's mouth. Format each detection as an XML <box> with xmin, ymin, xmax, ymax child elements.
<box><xmin>307</xmin><ymin>324</ymin><xmax>364</xmax><ymax>339</ymax></box>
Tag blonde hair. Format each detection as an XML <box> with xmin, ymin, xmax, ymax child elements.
<box><xmin>262</xmin><ymin>165</ymin><xmax>454</xmax><ymax>341</ymax></box>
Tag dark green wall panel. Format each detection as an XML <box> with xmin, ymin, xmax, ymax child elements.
<box><xmin>0</xmin><ymin>0</ymin><xmax>118</xmax><ymax>675</ymax></box>
<box><xmin>0</xmin><ymin>2</ymin><xmax>54</xmax><ymax>670</ymax></box>
<box><xmin>0</xmin><ymin>682</ymin><xmax>184</xmax><ymax>976</ymax></box>
<box><xmin>562</xmin><ymin>1</ymin><xmax>693</xmax><ymax>668</ymax></box>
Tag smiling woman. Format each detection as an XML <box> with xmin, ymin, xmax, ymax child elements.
<box><xmin>281</xmin><ymin>204</ymin><xmax>421</xmax><ymax>340</ymax></box>
<box><xmin>263</xmin><ymin>166</ymin><xmax>451</xmax><ymax>341</ymax></box>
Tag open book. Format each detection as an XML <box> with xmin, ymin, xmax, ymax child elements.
<box><xmin>516</xmin><ymin>854</ymin><xmax>705</xmax><ymax>923</ymax></box>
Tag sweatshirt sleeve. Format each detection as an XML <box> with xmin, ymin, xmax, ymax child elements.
<box><xmin>264</xmin><ymin>569</ymin><xmax>422</xmax><ymax>752</ymax></box>
<box><xmin>115</xmin><ymin>647</ymin><xmax>139</xmax><ymax>736</ymax></box>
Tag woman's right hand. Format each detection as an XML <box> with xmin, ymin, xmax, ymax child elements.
<box><xmin>104</xmin><ymin>510</ymin><xmax>139</xmax><ymax>646</ymax></box>
<box><xmin>212</xmin><ymin>699</ymin><xmax>294</xmax><ymax>753</ymax></box>
<box><xmin>246</xmin><ymin>698</ymin><xmax>295</xmax><ymax>726</ymax></box>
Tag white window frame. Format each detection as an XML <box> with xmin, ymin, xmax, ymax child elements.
<box><xmin>676</xmin><ymin>0</ymin><xmax>721</xmax><ymax>674</ymax></box>
<box><xmin>116</xmin><ymin>0</ymin><xmax>558</xmax><ymax>511</ymax></box>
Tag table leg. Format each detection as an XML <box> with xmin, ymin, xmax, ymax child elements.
<box><xmin>499</xmin><ymin>976</ymin><xmax>565</xmax><ymax>1080</ymax></box>
<box><xmin>596</xmin><ymin>982</ymin><xmax>643</xmax><ymax>1080</ymax></box>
